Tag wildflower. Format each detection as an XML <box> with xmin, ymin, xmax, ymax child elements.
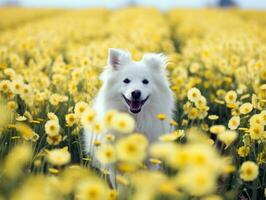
<box><xmin>45</xmin><ymin>120</ymin><xmax>60</xmax><ymax>136</ymax></box>
<box><xmin>0</xmin><ymin>80</ymin><xmax>10</xmax><ymax>93</ymax></box>
<box><xmin>76</xmin><ymin>179</ymin><xmax>108</xmax><ymax>200</ymax></box>
<box><xmin>3</xmin><ymin>144</ymin><xmax>32</xmax><ymax>178</ymax></box>
<box><xmin>74</xmin><ymin>101</ymin><xmax>89</xmax><ymax>117</ymax></box>
<box><xmin>208</xmin><ymin>115</ymin><xmax>219</xmax><ymax>120</ymax></box>
<box><xmin>10</xmin><ymin>79</ymin><xmax>24</xmax><ymax>94</ymax></box>
<box><xmin>239</xmin><ymin>103</ymin><xmax>253</xmax><ymax>115</ymax></box>
<box><xmin>105</xmin><ymin>134</ymin><xmax>115</xmax><ymax>142</ymax></box>
<box><xmin>47</xmin><ymin>112</ymin><xmax>59</xmax><ymax>122</ymax></box>
<box><xmin>47</xmin><ymin>134</ymin><xmax>62</xmax><ymax>145</ymax></box>
<box><xmin>7</xmin><ymin>101</ymin><xmax>17</xmax><ymax>110</ymax></box>
<box><xmin>4</xmin><ymin>68</ymin><xmax>16</xmax><ymax>79</ymax></box>
<box><xmin>188</xmin><ymin>107</ymin><xmax>198</xmax><ymax>120</ymax></box>
<box><xmin>239</xmin><ymin>161</ymin><xmax>259</xmax><ymax>181</ymax></box>
<box><xmin>157</xmin><ymin>113</ymin><xmax>167</xmax><ymax>120</ymax></box>
<box><xmin>170</xmin><ymin>119</ymin><xmax>178</xmax><ymax>126</ymax></box>
<box><xmin>65</xmin><ymin>113</ymin><xmax>77</xmax><ymax>127</ymax></box>
<box><xmin>47</xmin><ymin>147</ymin><xmax>71</xmax><ymax>166</ymax></box>
<box><xmin>228</xmin><ymin>115</ymin><xmax>240</xmax><ymax>130</ymax></box>
<box><xmin>81</xmin><ymin>107</ymin><xmax>97</xmax><ymax>128</ymax></box>
<box><xmin>116</xmin><ymin>135</ymin><xmax>146</xmax><ymax>163</ymax></box>
<box><xmin>195</xmin><ymin>96</ymin><xmax>207</xmax><ymax>109</ymax></box>
<box><xmin>249</xmin><ymin>114</ymin><xmax>263</xmax><ymax>126</ymax></box>
<box><xmin>237</xmin><ymin>146</ymin><xmax>250</xmax><ymax>157</ymax></box>
<box><xmin>150</xmin><ymin>142</ymin><xmax>176</xmax><ymax>161</ymax></box>
<box><xmin>217</xmin><ymin>130</ymin><xmax>238</xmax><ymax>148</ymax></box>
<box><xmin>149</xmin><ymin>158</ymin><xmax>162</xmax><ymax>165</ymax></box>
<box><xmin>189</xmin><ymin>62</ymin><xmax>201</xmax><ymax>73</ymax></box>
<box><xmin>159</xmin><ymin>130</ymin><xmax>184</xmax><ymax>142</ymax></box>
<box><xmin>108</xmin><ymin>190</ymin><xmax>118</xmax><ymax>200</ymax></box>
<box><xmin>249</xmin><ymin>124</ymin><xmax>264</xmax><ymax>140</ymax></box>
<box><xmin>260</xmin><ymin>110</ymin><xmax>266</xmax><ymax>124</ymax></box>
<box><xmin>96</xmin><ymin>144</ymin><xmax>116</xmax><ymax>164</ymax></box>
<box><xmin>210</xmin><ymin>125</ymin><xmax>226</xmax><ymax>135</ymax></box>
<box><xmin>116</xmin><ymin>175</ymin><xmax>129</xmax><ymax>186</ymax></box>
<box><xmin>111</xmin><ymin>112</ymin><xmax>135</xmax><ymax>134</ymax></box>
<box><xmin>187</xmin><ymin>87</ymin><xmax>201</xmax><ymax>102</ymax></box>
<box><xmin>225</xmin><ymin>90</ymin><xmax>237</xmax><ymax>104</ymax></box>
<box><xmin>15</xmin><ymin>122</ymin><xmax>38</xmax><ymax>141</ymax></box>
<box><xmin>177</xmin><ymin>167</ymin><xmax>216</xmax><ymax>196</ymax></box>
<box><xmin>103</xmin><ymin>109</ymin><xmax>117</xmax><ymax>128</ymax></box>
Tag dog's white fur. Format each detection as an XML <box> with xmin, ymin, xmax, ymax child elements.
<box><xmin>84</xmin><ymin>48</ymin><xmax>174</xmax><ymax>187</ymax></box>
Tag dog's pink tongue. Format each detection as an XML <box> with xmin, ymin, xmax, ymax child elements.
<box><xmin>130</xmin><ymin>101</ymin><xmax>141</xmax><ymax>110</ymax></box>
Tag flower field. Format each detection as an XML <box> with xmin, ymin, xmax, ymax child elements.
<box><xmin>0</xmin><ymin>7</ymin><xmax>266</xmax><ymax>200</ymax></box>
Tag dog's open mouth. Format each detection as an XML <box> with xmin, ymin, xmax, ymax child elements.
<box><xmin>122</xmin><ymin>95</ymin><xmax>149</xmax><ymax>114</ymax></box>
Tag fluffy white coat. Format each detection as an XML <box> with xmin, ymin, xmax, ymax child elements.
<box><xmin>84</xmin><ymin>48</ymin><xmax>175</xmax><ymax>187</ymax></box>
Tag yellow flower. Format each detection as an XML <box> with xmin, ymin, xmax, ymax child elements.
<box><xmin>260</xmin><ymin>110</ymin><xmax>266</xmax><ymax>124</ymax></box>
<box><xmin>45</xmin><ymin>120</ymin><xmax>60</xmax><ymax>136</ymax></box>
<box><xmin>210</xmin><ymin>125</ymin><xmax>226</xmax><ymax>135</ymax></box>
<box><xmin>237</xmin><ymin>146</ymin><xmax>250</xmax><ymax>157</ymax></box>
<box><xmin>15</xmin><ymin>122</ymin><xmax>38</xmax><ymax>141</ymax></box>
<box><xmin>0</xmin><ymin>80</ymin><xmax>10</xmax><ymax>93</ymax></box>
<box><xmin>208</xmin><ymin>115</ymin><xmax>219</xmax><ymax>120</ymax></box>
<box><xmin>91</xmin><ymin>122</ymin><xmax>104</xmax><ymax>134</ymax></box>
<box><xmin>239</xmin><ymin>161</ymin><xmax>259</xmax><ymax>181</ymax></box>
<box><xmin>47</xmin><ymin>112</ymin><xmax>59</xmax><ymax>122</ymax></box>
<box><xmin>96</xmin><ymin>144</ymin><xmax>116</xmax><ymax>164</ymax></box>
<box><xmin>159</xmin><ymin>130</ymin><xmax>184</xmax><ymax>142</ymax></box>
<box><xmin>103</xmin><ymin>109</ymin><xmax>117</xmax><ymax>128</ymax></box>
<box><xmin>81</xmin><ymin>107</ymin><xmax>97</xmax><ymax>129</ymax></box>
<box><xmin>157</xmin><ymin>113</ymin><xmax>167</xmax><ymax>120</ymax></box>
<box><xmin>228</xmin><ymin>115</ymin><xmax>240</xmax><ymax>130</ymax></box>
<box><xmin>195</xmin><ymin>96</ymin><xmax>207</xmax><ymax>109</ymax></box>
<box><xmin>47</xmin><ymin>134</ymin><xmax>62</xmax><ymax>145</ymax></box>
<box><xmin>111</xmin><ymin>112</ymin><xmax>135</xmax><ymax>134</ymax></box>
<box><xmin>249</xmin><ymin>124</ymin><xmax>264</xmax><ymax>140</ymax></box>
<box><xmin>217</xmin><ymin>130</ymin><xmax>238</xmax><ymax>148</ymax></box>
<box><xmin>74</xmin><ymin>101</ymin><xmax>89</xmax><ymax>117</ymax></box>
<box><xmin>188</xmin><ymin>107</ymin><xmax>198</xmax><ymax>120</ymax></box>
<box><xmin>4</xmin><ymin>68</ymin><xmax>16</xmax><ymax>79</ymax></box>
<box><xmin>10</xmin><ymin>79</ymin><xmax>24</xmax><ymax>94</ymax></box>
<box><xmin>170</xmin><ymin>119</ymin><xmax>178</xmax><ymax>126</ymax></box>
<box><xmin>150</xmin><ymin>142</ymin><xmax>176</xmax><ymax>161</ymax></box>
<box><xmin>187</xmin><ymin>87</ymin><xmax>201</xmax><ymax>102</ymax></box>
<box><xmin>65</xmin><ymin>113</ymin><xmax>77</xmax><ymax>127</ymax></box>
<box><xmin>3</xmin><ymin>144</ymin><xmax>33</xmax><ymax>179</ymax></box>
<box><xmin>239</xmin><ymin>103</ymin><xmax>253</xmax><ymax>115</ymax></box>
<box><xmin>116</xmin><ymin>135</ymin><xmax>146</xmax><ymax>163</ymax></box>
<box><xmin>225</xmin><ymin>90</ymin><xmax>237</xmax><ymax>104</ymax></box>
<box><xmin>76</xmin><ymin>179</ymin><xmax>108</xmax><ymax>200</ymax></box>
<box><xmin>108</xmin><ymin>190</ymin><xmax>118</xmax><ymax>200</ymax></box>
<box><xmin>177</xmin><ymin>167</ymin><xmax>216</xmax><ymax>196</ymax></box>
<box><xmin>188</xmin><ymin>144</ymin><xmax>222</xmax><ymax>173</ymax></box>
<box><xmin>47</xmin><ymin>147</ymin><xmax>71</xmax><ymax>166</ymax></box>
<box><xmin>7</xmin><ymin>101</ymin><xmax>17</xmax><ymax>110</ymax></box>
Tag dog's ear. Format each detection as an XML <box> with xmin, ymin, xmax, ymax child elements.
<box><xmin>142</xmin><ymin>53</ymin><xmax>168</xmax><ymax>71</ymax></box>
<box><xmin>108</xmin><ymin>48</ymin><xmax>130</xmax><ymax>70</ymax></box>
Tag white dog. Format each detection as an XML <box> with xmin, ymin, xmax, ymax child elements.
<box><xmin>84</xmin><ymin>48</ymin><xmax>174</xmax><ymax>187</ymax></box>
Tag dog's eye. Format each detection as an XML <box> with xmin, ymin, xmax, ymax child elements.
<box><xmin>123</xmin><ymin>78</ymin><xmax>130</xmax><ymax>84</ymax></box>
<box><xmin>142</xmin><ymin>79</ymin><xmax>149</xmax><ymax>84</ymax></box>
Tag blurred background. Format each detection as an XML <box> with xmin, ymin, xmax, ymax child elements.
<box><xmin>0</xmin><ymin>0</ymin><xmax>266</xmax><ymax>10</ymax></box>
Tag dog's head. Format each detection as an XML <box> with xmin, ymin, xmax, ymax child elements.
<box><xmin>101</xmin><ymin>48</ymin><xmax>169</xmax><ymax>114</ymax></box>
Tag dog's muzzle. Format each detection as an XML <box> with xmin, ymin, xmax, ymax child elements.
<box><xmin>122</xmin><ymin>94</ymin><xmax>149</xmax><ymax>114</ymax></box>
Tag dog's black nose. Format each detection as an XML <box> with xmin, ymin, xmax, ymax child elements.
<box><xmin>131</xmin><ymin>90</ymin><xmax>141</xmax><ymax>100</ymax></box>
